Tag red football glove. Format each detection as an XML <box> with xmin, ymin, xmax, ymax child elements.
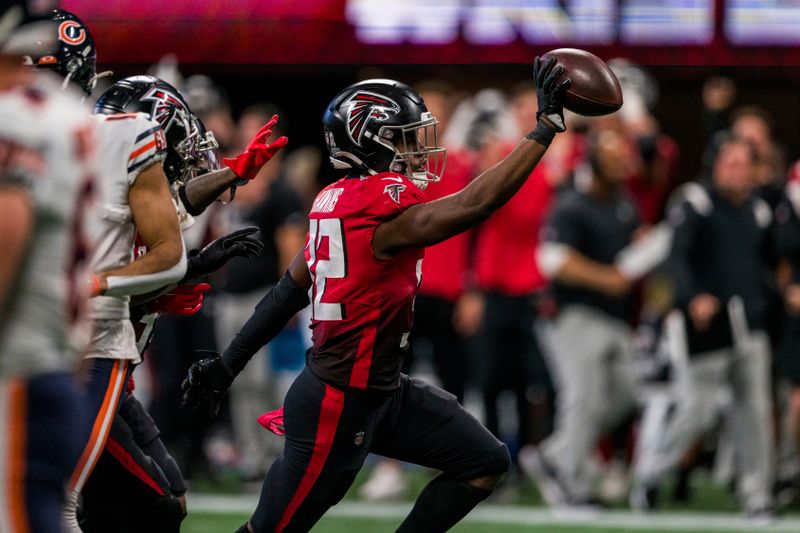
<box><xmin>146</xmin><ymin>283</ymin><xmax>212</xmax><ymax>316</ymax></box>
<box><xmin>223</xmin><ymin>115</ymin><xmax>289</xmax><ymax>180</ymax></box>
<box><xmin>257</xmin><ymin>407</ymin><xmax>285</xmax><ymax>436</ymax></box>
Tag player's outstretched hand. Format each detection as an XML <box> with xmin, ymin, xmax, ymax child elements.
<box><xmin>223</xmin><ymin>114</ymin><xmax>289</xmax><ymax>180</ymax></box>
<box><xmin>147</xmin><ymin>283</ymin><xmax>212</xmax><ymax>316</ymax></box>
<box><xmin>180</xmin><ymin>351</ymin><xmax>235</xmax><ymax>418</ymax></box>
<box><xmin>184</xmin><ymin>227</ymin><xmax>264</xmax><ymax>281</ymax></box>
<box><xmin>533</xmin><ymin>56</ymin><xmax>571</xmax><ymax>132</ymax></box>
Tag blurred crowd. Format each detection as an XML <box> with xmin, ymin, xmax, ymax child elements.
<box><xmin>129</xmin><ymin>60</ymin><xmax>800</xmax><ymax>517</ymax></box>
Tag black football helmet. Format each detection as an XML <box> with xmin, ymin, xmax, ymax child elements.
<box><xmin>94</xmin><ymin>75</ymin><xmax>219</xmax><ymax>185</ymax></box>
<box><xmin>24</xmin><ymin>9</ymin><xmax>98</xmax><ymax>95</ymax></box>
<box><xmin>322</xmin><ymin>78</ymin><xmax>445</xmax><ymax>189</ymax></box>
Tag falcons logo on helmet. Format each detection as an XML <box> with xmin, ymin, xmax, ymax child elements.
<box><xmin>345</xmin><ymin>91</ymin><xmax>400</xmax><ymax>147</ymax></box>
<box><xmin>141</xmin><ymin>88</ymin><xmax>190</xmax><ymax>131</ymax></box>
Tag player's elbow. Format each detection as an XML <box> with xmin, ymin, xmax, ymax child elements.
<box><xmin>155</xmin><ymin>238</ymin><xmax>188</xmax><ymax>284</ymax></box>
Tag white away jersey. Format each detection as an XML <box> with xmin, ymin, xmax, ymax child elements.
<box><xmin>89</xmin><ymin>112</ymin><xmax>167</xmax><ymax>321</ymax></box>
<box><xmin>0</xmin><ymin>73</ymin><xmax>96</xmax><ymax>378</ymax></box>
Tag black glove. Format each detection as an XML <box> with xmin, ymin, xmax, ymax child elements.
<box><xmin>180</xmin><ymin>351</ymin><xmax>235</xmax><ymax>417</ymax></box>
<box><xmin>183</xmin><ymin>227</ymin><xmax>264</xmax><ymax>281</ymax></box>
<box><xmin>533</xmin><ymin>56</ymin><xmax>571</xmax><ymax>133</ymax></box>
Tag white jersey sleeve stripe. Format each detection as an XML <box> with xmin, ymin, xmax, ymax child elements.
<box><xmin>127</xmin><ymin>145</ymin><xmax>165</xmax><ymax>180</ymax></box>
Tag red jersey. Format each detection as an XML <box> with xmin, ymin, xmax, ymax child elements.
<box><xmin>418</xmin><ymin>149</ymin><xmax>475</xmax><ymax>302</ymax></box>
<box><xmin>474</xmin><ymin>160</ymin><xmax>553</xmax><ymax>296</ymax></box>
<box><xmin>304</xmin><ymin>172</ymin><xmax>426</xmax><ymax>391</ymax></box>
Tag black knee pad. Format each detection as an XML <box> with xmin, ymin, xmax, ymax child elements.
<box><xmin>453</xmin><ymin>441</ymin><xmax>511</xmax><ymax>482</ymax></box>
<box><xmin>483</xmin><ymin>442</ymin><xmax>512</xmax><ymax>478</ymax></box>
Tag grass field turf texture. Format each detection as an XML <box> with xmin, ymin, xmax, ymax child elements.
<box><xmin>182</xmin><ymin>468</ymin><xmax>800</xmax><ymax>532</ymax></box>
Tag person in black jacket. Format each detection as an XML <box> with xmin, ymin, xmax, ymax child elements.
<box><xmin>631</xmin><ymin>135</ymin><xmax>774</xmax><ymax>518</ymax></box>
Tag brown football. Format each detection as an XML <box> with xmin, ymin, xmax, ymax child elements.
<box><xmin>542</xmin><ymin>48</ymin><xmax>623</xmax><ymax>117</ymax></box>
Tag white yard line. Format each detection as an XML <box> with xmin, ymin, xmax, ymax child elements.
<box><xmin>188</xmin><ymin>494</ymin><xmax>800</xmax><ymax>532</ymax></box>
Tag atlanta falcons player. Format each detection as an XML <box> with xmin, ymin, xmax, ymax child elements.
<box><xmin>183</xmin><ymin>59</ymin><xmax>570</xmax><ymax>533</ymax></box>
<box><xmin>0</xmin><ymin>4</ymin><xmax>95</xmax><ymax>530</ymax></box>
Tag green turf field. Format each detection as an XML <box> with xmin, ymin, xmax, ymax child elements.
<box><xmin>182</xmin><ymin>509</ymin><xmax>800</xmax><ymax>533</ymax></box>
<box><xmin>181</xmin><ymin>467</ymin><xmax>800</xmax><ymax>532</ymax></box>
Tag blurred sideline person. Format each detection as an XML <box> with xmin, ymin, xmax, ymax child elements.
<box><xmin>465</xmin><ymin>83</ymin><xmax>570</xmax><ymax>467</ymax></box>
<box><xmin>0</xmin><ymin>5</ymin><xmax>96</xmax><ymax>530</ymax></box>
<box><xmin>631</xmin><ymin>136</ymin><xmax>775</xmax><ymax>519</ymax></box>
<box><xmin>775</xmin><ymin>174</ymin><xmax>800</xmax><ymax>493</ymax></box>
<box><xmin>214</xmin><ymin>103</ymin><xmax>307</xmax><ymax>479</ymax></box>
<box><xmin>181</xmin><ymin>58</ymin><xmax>572</xmax><ymax>532</ymax></box>
<box><xmin>523</xmin><ymin>128</ymin><xmax>640</xmax><ymax>507</ymax></box>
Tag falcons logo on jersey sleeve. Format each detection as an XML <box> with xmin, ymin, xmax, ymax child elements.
<box><xmin>345</xmin><ymin>91</ymin><xmax>400</xmax><ymax>147</ymax></box>
<box><xmin>382</xmin><ymin>176</ymin><xmax>406</xmax><ymax>204</ymax></box>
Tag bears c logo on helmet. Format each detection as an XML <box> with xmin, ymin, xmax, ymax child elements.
<box><xmin>58</xmin><ymin>21</ymin><xmax>86</xmax><ymax>45</ymax></box>
<box><xmin>344</xmin><ymin>91</ymin><xmax>400</xmax><ymax>147</ymax></box>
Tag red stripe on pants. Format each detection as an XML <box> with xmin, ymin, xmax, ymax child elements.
<box><xmin>105</xmin><ymin>437</ymin><xmax>166</xmax><ymax>496</ymax></box>
<box><xmin>276</xmin><ymin>384</ymin><xmax>345</xmax><ymax>532</ymax></box>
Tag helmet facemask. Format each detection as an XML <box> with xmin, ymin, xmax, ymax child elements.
<box><xmin>378</xmin><ymin>112</ymin><xmax>446</xmax><ymax>190</ymax></box>
<box><xmin>172</xmin><ymin>117</ymin><xmax>219</xmax><ymax>185</ymax></box>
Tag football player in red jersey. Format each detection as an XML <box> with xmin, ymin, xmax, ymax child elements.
<box><xmin>182</xmin><ymin>59</ymin><xmax>570</xmax><ymax>533</ymax></box>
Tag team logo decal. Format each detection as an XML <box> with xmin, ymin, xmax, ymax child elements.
<box><xmin>58</xmin><ymin>21</ymin><xmax>86</xmax><ymax>45</ymax></box>
<box><xmin>344</xmin><ymin>91</ymin><xmax>400</xmax><ymax>147</ymax></box>
<box><xmin>382</xmin><ymin>176</ymin><xmax>406</xmax><ymax>204</ymax></box>
<box><xmin>384</xmin><ymin>183</ymin><xmax>406</xmax><ymax>204</ymax></box>
<box><xmin>141</xmin><ymin>88</ymin><xmax>190</xmax><ymax>131</ymax></box>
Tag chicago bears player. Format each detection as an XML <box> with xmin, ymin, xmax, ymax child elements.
<box><xmin>0</xmin><ymin>4</ymin><xmax>95</xmax><ymax>530</ymax></box>
<box><xmin>183</xmin><ymin>59</ymin><xmax>570</xmax><ymax>533</ymax></box>
<box><xmin>75</xmin><ymin>75</ymin><xmax>283</xmax><ymax>533</ymax></box>
<box><xmin>24</xmin><ymin>11</ymin><xmax>193</xmax><ymax>530</ymax></box>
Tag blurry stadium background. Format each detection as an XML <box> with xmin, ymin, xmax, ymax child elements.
<box><xmin>57</xmin><ymin>1</ymin><xmax>800</xmax><ymax>531</ymax></box>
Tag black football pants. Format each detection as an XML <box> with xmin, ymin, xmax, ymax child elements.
<box><xmin>249</xmin><ymin>366</ymin><xmax>509</xmax><ymax>532</ymax></box>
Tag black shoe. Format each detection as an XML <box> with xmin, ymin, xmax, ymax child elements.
<box><xmin>672</xmin><ymin>469</ymin><xmax>691</xmax><ymax>503</ymax></box>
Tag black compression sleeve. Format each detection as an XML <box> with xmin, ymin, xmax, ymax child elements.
<box><xmin>221</xmin><ymin>271</ymin><xmax>310</xmax><ymax>375</ymax></box>
<box><xmin>178</xmin><ymin>183</ymin><xmax>204</xmax><ymax>216</ymax></box>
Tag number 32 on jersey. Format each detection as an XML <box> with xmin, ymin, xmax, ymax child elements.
<box><xmin>306</xmin><ymin>218</ymin><xmax>347</xmax><ymax>321</ymax></box>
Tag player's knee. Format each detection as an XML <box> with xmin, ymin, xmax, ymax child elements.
<box><xmin>489</xmin><ymin>442</ymin><xmax>512</xmax><ymax>476</ymax></box>
<box><xmin>468</xmin><ymin>442</ymin><xmax>511</xmax><ymax>485</ymax></box>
